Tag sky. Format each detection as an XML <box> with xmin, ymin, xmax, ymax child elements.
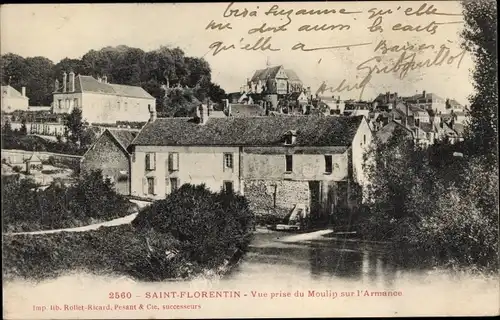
<box><xmin>1</xmin><ymin>2</ymin><xmax>475</xmax><ymax>105</ymax></box>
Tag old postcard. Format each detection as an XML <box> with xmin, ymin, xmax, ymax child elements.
<box><xmin>1</xmin><ymin>1</ymin><xmax>499</xmax><ymax>319</ymax></box>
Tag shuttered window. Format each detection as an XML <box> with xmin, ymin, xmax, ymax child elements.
<box><xmin>168</xmin><ymin>153</ymin><xmax>179</xmax><ymax>171</ymax></box>
<box><xmin>285</xmin><ymin>155</ymin><xmax>293</xmax><ymax>172</ymax></box>
<box><xmin>145</xmin><ymin>153</ymin><xmax>156</xmax><ymax>171</ymax></box>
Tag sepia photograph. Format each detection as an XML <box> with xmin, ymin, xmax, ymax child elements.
<box><xmin>1</xmin><ymin>1</ymin><xmax>498</xmax><ymax>318</ymax></box>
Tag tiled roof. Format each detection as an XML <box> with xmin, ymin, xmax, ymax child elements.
<box><xmin>453</xmin><ymin>123</ymin><xmax>465</xmax><ymax>136</ymax></box>
<box><xmin>284</xmin><ymin>69</ymin><xmax>302</xmax><ymax>82</ymax></box>
<box><xmin>376</xmin><ymin>121</ymin><xmax>413</xmax><ymax>144</ymax></box>
<box><xmin>25</xmin><ymin>153</ymin><xmax>42</xmax><ymax>163</ymax></box>
<box><xmin>55</xmin><ymin>75</ymin><xmax>154</xmax><ymax>99</ymax></box>
<box><xmin>106</xmin><ymin>129</ymin><xmax>138</xmax><ymax>153</ymax></box>
<box><xmin>408</xmin><ymin>105</ymin><xmax>428</xmax><ymax>114</ymax></box>
<box><xmin>131</xmin><ymin>115</ymin><xmax>364</xmax><ymax>147</ymax></box>
<box><xmin>228</xmin><ymin>104</ymin><xmax>265</xmax><ymax>117</ymax></box>
<box><xmin>250</xmin><ymin>66</ymin><xmax>284</xmax><ymax>82</ymax></box>
<box><xmin>447</xmin><ymin>99</ymin><xmax>463</xmax><ymax>109</ymax></box>
<box><xmin>404</xmin><ymin>92</ymin><xmax>445</xmax><ymax>102</ymax></box>
<box><xmin>288</xmin><ymin>92</ymin><xmax>305</xmax><ymax>100</ymax></box>
<box><xmin>418</xmin><ymin>122</ymin><xmax>434</xmax><ymax>133</ymax></box>
<box><xmin>1</xmin><ymin>85</ymin><xmax>27</xmax><ymax>99</ymax></box>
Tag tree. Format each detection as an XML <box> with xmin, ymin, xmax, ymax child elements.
<box><xmin>208</xmin><ymin>82</ymin><xmax>227</xmax><ymax>103</ymax></box>
<box><xmin>132</xmin><ymin>184</ymin><xmax>255</xmax><ymax>270</ymax></box>
<box><xmin>2</xmin><ymin>117</ymin><xmax>13</xmax><ymax>135</ymax></box>
<box><xmin>461</xmin><ymin>0</ymin><xmax>498</xmax><ymax>164</ymax></box>
<box><xmin>20</xmin><ymin>118</ymin><xmax>27</xmax><ymax>135</ymax></box>
<box><xmin>1</xmin><ymin>45</ymin><xmax>225</xmax><ymax>115</ymax></box>
<box><xmin>64</xmin><ymin>107</ymin><xmax>84</xmax><ymax>145</ymax></box>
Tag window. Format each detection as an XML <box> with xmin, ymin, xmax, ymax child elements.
<box><xmin>284</xmin><ymin>131</ymin><xmax>297</xmax><ymax>145</ymax></box>
<box><xmin>223</xmin><ymin>181</ymin><xmax>234</xmax><ymax>193</ymax></box>
<box><xmin>124</xmin><ymin>102</ymin><xmax>128</xmax><ymax>111</ymax></box>
<box><xmin>145</xmin><ymin>153</ymin><xmax>156</xmax><ymax>171</ymax></box>
<box><xmin>147</xmin><ymin>177</ymin><xmax>155</xmax><ymax>195</ymax></box>
<box><xmin>117</xmin><ymin>102</ymin><xmax>121</xmax><ymax>110</ymax></box>
<box><xmin>170</xmin><ymin>178</ymin><xmax>179</xmax><ymax>193</ymax></box>
<box><xmin>224</xmin><ymin>153</ymin><xmax>233</xmax><ymax>170</ymax></box>
<box><xmin>325</xmin><ymin>155</ymin><xmax>333</xmax><ymax>173</ymax></box>
<box><xmin>285</xmin><ymin>155</ymin><xmax>293</xmax><ymax>172</ymax></box>
<box><xmin>168</xmin><ymin>153</ymin><xmax>179</xmax><ymax>171</ymax></box>
<box><xmin>363</xmin><ymin>134</ymin><xmax>366</xmax><ymax>145</ymax></box>
<box><xmin>74</xmin><ymin>98</ymin><xmax>78</xmax><ymax>108</ymax></box>
<box><xmin>58</xmin><ymin>99</ymin><xmax>62</xmax><ymax>108</ymax></box>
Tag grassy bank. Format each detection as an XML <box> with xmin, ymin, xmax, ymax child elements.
<box><xmin>3</xmin><ymin>184</ymin><xmax>255</xmax><ymax>282</ymax></box>
<box><xmin>2</xmin><ymin>170</ymin><xmax>136</xmax><ymax>233</ymax></box>
<box><xmin>2</xmin><ymin>225</ymin><xmax>192</xmax><ymax>282</ymax></box>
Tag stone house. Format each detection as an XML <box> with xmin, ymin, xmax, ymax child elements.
<box><xmin>1</xmin><ymin>85</ymin><xmax>29</xmax><ymax>112</ymax></box>
<box><xmin>52</xmin><ymin>72</ymin><xmax>155</xmax><ymax>124</ymax></box>
<box><xmin>128</xmin><ymin>105</ymin><xmax>373</xmax><ymax>221</ymax></box>
<box><xmin>80</xmin><ymin>128</ymin><xmax>137</xmax><ymax>195</ymax></box>
<box><xmin>402</xmin><ymin>91</ymin><xmax>447</xmax><ymax>114</ymax></box>
<box><xmin>372</xmin><ymin>92</ymin><xmax>399</xmax><ymax>110</ymax></box>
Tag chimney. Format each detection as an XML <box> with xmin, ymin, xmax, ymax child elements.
<box><xmin>21</xmin><ymin>87</ymin><xmax>26</xmax><ymax>97</ymax></box>
<box><xmin>103</xmin><ymin>75</ymin><xmax>107</xmax><ymax>84</ymax></box>
<box><xmin>422</xmin><ymin>90</ymin><xmax>426</xmax><ymax>98</ymax></box>
<box><xmin>208</xmin><ymin>102</ymin><xmax>213</xmax><ymax>117</ymax></box>
<box><xmin>148</xmin><ymin>104</ymin><xmax>157</xmax><ymax>122</ymax></box>
<box><xmin>62</xmin><ymin>72</ymin><xmax>67</xmax><ymax>93</ymax></box>
<box><xmin>199</xmin><ymin>104</ymin><xmax>209</xmax><ymax>124</ymax></box>
<box><xmin>222</xmin><ymin>99</ymin><xmax>230</xmax><ymax>115</ymax></box>
<box><xmin>69</xmin><ymin>71</ymin><xmax>75</xmax><ymax>92</ymax></box>
<box><xmin>97</xmin><ymin>77</ymin><xmax>102</xmax><ymax>83</ymax></box>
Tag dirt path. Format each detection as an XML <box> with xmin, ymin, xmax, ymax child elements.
<box><xmin>3</xmin><ymin>199</ymin><xmax>151</xmax><ymax>236</ymax></box>
<box><xmin>4</xmin><ymin>213</ymin><xmax>139</xmax><ymax>236</ymax></box>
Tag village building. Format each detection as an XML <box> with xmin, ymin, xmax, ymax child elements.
<box><xmin>372</xmin><ymin>92</ymin><xmax>399</xmax><ymax>111</ymax></box>
<box><xmin>402</xmin><ymin>91</ymin><xmax>447</xmax><ymax>114</ymax></box>
<box><xmin>128</xmin><ymin>104</ymin><xmax>373</xmax><ymax>221</ymax></box>
<box><xmin>80</xmin><ymin>128</ymin><xmax>138</xmax><ymax>195</ymax></box>
<box><xmin>240</xmin><ymin>65</ymin><xmax>304</xmax><ymax>110</ymax></box>
<box><xmin>343</xmin><ymin>100</ymin><xmax>371</xmax><ymax>117</ymax></box>
<box><xmin>1</xmin><ymin>85</ymin><xmax>29</xmax><ymax>112</ymax></box>
<box><xmin>52</xmin><ymin>72</ymin><xmax>156</xmax><ymax>124</ymax></box>
<box><xmin>375</xmin><ymin>121</ymin><xmax>414</xmax><ymax>144</ymax></box>
<box><xmin>316</xmin><ymin>95</ymin><xmax>345</xmax><ymax>115</ymax></box>
<box><xmin>223</xmin><ymin>100</ymin><xmax>266</xmax><ymax>117</ymax></box>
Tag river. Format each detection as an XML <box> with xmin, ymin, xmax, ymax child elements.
<box><xmin>3</xmin><ymin>229</ymin><xmax>499</xmax><ymax>319</ymax></box>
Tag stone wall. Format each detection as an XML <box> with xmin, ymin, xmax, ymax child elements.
<box><xmin>80</xmin><ymin>131</ymin><xmax>130</xmax><ymax>195</ymax></box>
<box><xmin>244</xmin><ymin>180</ymin><xmax>310</xmax><ymax>216</ymax></box>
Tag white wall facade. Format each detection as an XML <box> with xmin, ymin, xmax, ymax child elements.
<box><xmin>52</xmin><ymin>92</ymin><xmax>154</xmax><ymax>124</ymax></box>
<box><xmin>131</xmin><ymin>145</ymin><xmax>241</xmax><ymax>200</ymax></box>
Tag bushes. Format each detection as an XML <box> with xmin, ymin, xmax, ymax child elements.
<box><xmin>133</xmin><ymin>184</ymin><xmax>255</xmax><ymax>271</ymax></box>
<box><xmin>2</xmin><ymin>225</ymin><xmax>157</xmax><ymax>281</ymax></box>
<box><xmin>3</xmin><ymin>184</ymin><xmax>256</xmax><ymax>282</ymax></box>
<box><xmin>2</xmin><ymin>170</ymin><xmax>133</xmax><ymax>232</ymax></box>
<box><xmin>361</xmin><ymin>132</ymin><xmax>499</xmax><ymax>272</ymax></box>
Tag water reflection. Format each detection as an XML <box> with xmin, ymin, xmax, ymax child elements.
<box><xmin>227</xmin><ymin>231</ymin><xmax>403</xmax><ymax>288</ymax></box>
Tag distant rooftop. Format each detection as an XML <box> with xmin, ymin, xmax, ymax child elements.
<box><xmin>54</xmin><ymin>75</ymin><xmax>155</xmax><ymax>100</ymax></box>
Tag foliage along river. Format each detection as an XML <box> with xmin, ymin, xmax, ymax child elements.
<box><xmin>4</xmin><ymin>228</ymin><xmax>499</xmax><ymax>319</ymax></box>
